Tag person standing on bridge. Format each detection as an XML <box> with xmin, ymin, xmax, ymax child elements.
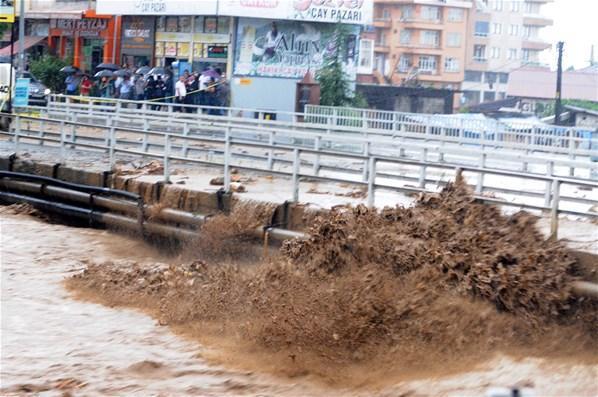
<box><xmin>175</xmin><ymin>75</ymin><xmax>187</xmax><ymax>113</ymax></box>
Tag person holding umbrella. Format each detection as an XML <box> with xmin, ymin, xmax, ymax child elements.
<box><xmin>134</xmin><ymin>73</ymin><xmax>145</xmax><ymax>108</ymax></box>
<box><xmin>99</xmin><ymin>76</ymin><xmax>113</xmax><ymax>98</ymax></box>
<box><xmin>79</xmin><ymin>75</ymin><xmax>93</xmax><ymax>96</ymax></box>
<box><xmin>65</xmin><ymin>73</ymin><xmax>79</xmax><ymax>95</ymax></box>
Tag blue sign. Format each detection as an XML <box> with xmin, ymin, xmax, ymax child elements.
<box><xmin>14</xmin><ymin>78</ymin><xmax>30</xmax><ymax>108</ymax></box>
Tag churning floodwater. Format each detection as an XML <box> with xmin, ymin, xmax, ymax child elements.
<box><xmin>1</xmin><ymin>212</ymin><xmax>596</xmax><ymax>397</ymax></box>
<box><xmin>0</xmin><ymin>213</ymin><xmax>326</xmax><ymax>396</ymax></box>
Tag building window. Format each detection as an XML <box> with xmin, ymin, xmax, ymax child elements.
<box><xmin>473</xmin><ymin>44</ymin><xmax>487</xmax><ymax>61</ymax></box>
<box><xmin>447</xmin><ymin>8</ymin><xmax>464</xmax><ymax>22</ymax></box>
<box><xmin>485</xmin><ymin>72</ymin><xmax>497</xmax><ymax>84</ymax></box>
<box><xmin>421</xmin><ymin>6</ymin><xmax>441</xmax><ymax>21</ymax></box>
<box><xmin>465</xmin><ymin>70</ymin><xmax>482</xmax><ymax>82</ymax></box>
<box><xmin>493</xmin><ymin>0</ymin><xmax>503</xmax><ymax>11</ymax></box>
<box><xmin>382</xmin><ymin>8</ymin><xmax>391</xmax><ymax>19</ymax></box>
<box><xmin>463</xmin><ymin>90</ymin><xmax>481</xmax><ymax>104</ymax></box>
<box><xmin>398</xmin><ymin>55</ymin><xmax>413</xmax><ymax>72</ymax></box>
<box><xmin>375</xmin><ymin>54</ymin><xmax>386</xmax><ymax>75</ymax></box>
<box><xmin>418</xmin><ymin>55</ymin><xmax>437</xmax><ymax>73</ymax></box>
<box><xmin>509</xmin><ymin>24</ymin><xmax>519</xmax><ymax>36</ymax></box>
<box><xmin>492</xmin><ymin>23</ymin><xmax>502</xmax><ymax>35</ymax></box>
<box><xmin>522</xmin><ymin>49</ymin><xmax>531</xmax><ymax>61</ymax></box>
<box><xmin>444</xmin><ymin>57</ymin><xmax>459</xmax><ymax>72</ymax></box>
<box><xmin>484</xmin><ymin>91</ymin><xmax>496</xmax><ymax>102</ymax></box>
<box><xmin>511</xmin><ymin>1</ymin><xmax>520</xmax><ymax>12</ymax></box>
<box><xmin>508</xmin><ymin>48</ymin><xmax>518</xmax><ymax>60</ymax></box>
<box><xmin>475</xmin><ymin>21</ymin><xmax>490</xmax><ymax>37</ymax></box>
<box><xmin>447</xmin><ymin>32</ymin><xmax>461</xmax><ymax>47</ymax></box>
<box><xmin>402</xmin><ymin>5</ymin><xmax>414</xmax><ymax>20</ymax></box>
<box><xmin>400</xmin><ymin>29</ymin><xmax>411</xmax><ymax>44</ymax></box>
<box><xmin>498</xmin><ymin>73</ymin><xmax>509</xmax><ymax>83</ymax></box>
<box><xmin>420</xmin><ymin>30</ymin><xmax>440</xmax><ymax>47</ymax></box>
<box><xmin>491</xmin><ymin>47</ymin><xmax>501</xmax><ymax>59</ymax></box>
<box><xmin>376</xmin><ymin>30</ymin><xmax>386</xmax><ymax>46</ymax></box>
<box><xmin>358</xmin><ymin>39</ymin><xmax>374</xmax><ymax>74</ymax></box>
<box><xmin>524</xmin><ymin>2</ymin><xmax>540</xmax><ymax>14</ymax></box>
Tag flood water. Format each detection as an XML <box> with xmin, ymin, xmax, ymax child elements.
<box><xmin>0</xmin><ymin>213</ymin><xmax>327</xmax><ymax>396</ymax></box>
<box><xmin>1</xmin><ymin>213</ymin><xmax>597</xmax><ymax>397</ymax></box>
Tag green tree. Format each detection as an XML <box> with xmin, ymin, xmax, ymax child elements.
<box><xmin>316</xmin><ymin>24</ymin><xmax>366</xmax><ymax>108</ymax></box>
<box><xmin>0</xmin><ymin>23</ymin><xmax>9</xmax><ymax>38</ymax></box>
<box><xmin>29</xmin><ymin>55</ymin><xmax>68</xmax><ymax>93</ymax></box>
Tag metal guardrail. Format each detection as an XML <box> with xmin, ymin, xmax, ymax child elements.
<box><xmin>3</xmin><ymin>111</ymin><xmax>597</xmax><ymax>239</ymax></box>
<box><xmin>44</xmin><ymin>94</ymin><xmax>598</xmax><ymax>158</ymax></box>
<box><xmin>305</xmin><ymin>104</ymin><xmax>598</xmax><ymax>154</ymax></box>
<box><xmin>24</xmin><ymin>97</ymin><xmax>598</xmax><ymax>182</ymax></box>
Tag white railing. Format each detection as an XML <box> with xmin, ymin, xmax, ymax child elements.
<box><xmin>4</xmin><ymin>112</ymin><xmax>597</xmax><ymax>239</ymax></box>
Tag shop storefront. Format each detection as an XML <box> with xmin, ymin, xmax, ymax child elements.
<box><xmin>121</xmin><ymin>16</ymin><xmax>156</xmax><ymax>68</ymax></box>
<box><xmin>48</xmin><ymin>11</ymin><xmax>120</xmax><ymax>72</ymax></box>
<box><xmin>153</xmin><ymin>15</ymin><xmax>230</xmax><ymax>73</ymax></box>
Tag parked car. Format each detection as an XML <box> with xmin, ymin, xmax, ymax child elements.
<box><xmin>20</xmin><ymin>71</ymin><xmax>50</xmax><ymax>106</ymax></box>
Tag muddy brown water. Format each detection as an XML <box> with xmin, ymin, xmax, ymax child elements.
<box><xmin>1</xmin><ymin>212</ymin><xmax>597</xmax><ymax>396</ymax></box>
<box><xmin>0</xmin><ymin>213</ymin><xmax>331</xmax><ymax>396</ymax></box>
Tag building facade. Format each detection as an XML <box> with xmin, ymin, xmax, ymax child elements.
<box><xmin>366</xmin><ymin>0</ymin><xmax>472</xmax><ymax>89</ymax></box>
<box><xmin>461</xmin><ymin>0</ymin><xmax>553</xmax><ymax>106</ymax></box>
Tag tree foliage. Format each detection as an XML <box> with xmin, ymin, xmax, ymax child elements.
<box><xmin>316</xmin><ymin>23</ymin><xmax>367</xmax><ymax>108</ymax></box>
<box><xmin>0</xmin><ymin>23</ymin><xmax>9</xmax><ymax>38</ymax></box>
<box><xmin>29</xmin><ymin>55</ymin><xmax>68</xmax><ymax>93</ymax></box>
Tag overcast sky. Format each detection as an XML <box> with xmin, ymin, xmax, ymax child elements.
<box><xmin>539</xmin><ymin>0</ymin><xmax>598</xmax><ymax>70</ymax></box>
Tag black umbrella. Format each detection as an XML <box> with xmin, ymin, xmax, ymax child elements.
<box><xmin>113</xmin><ymin>69</ymin><xmax>131</xmax><ymax>77</ymax></box>
<box><xmin>60</xmin><ymin>65</ymin><xmax>79</xmax><ymax>73</ymax></box>
<box><xmin>96</xmin><ymin>63</ymin><xmax>120</xmax><ymax>70</ymax></box>
<box><xmin>136</xmin><ymin>66</ymin><xmax>151</xmax><ymax>75</ymax></box>
<box><xmin>94</xmin><ymin>69</ymin><xmax>114</xmax><ymax>78</ymax></box>
<box><xmin>147</xmin><ymin>67</ymin><xmax>166</xmax><ymax>76</ymax></box>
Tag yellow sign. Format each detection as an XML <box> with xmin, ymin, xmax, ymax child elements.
<box><xmin>239</xmin><ymin>78</ymin><xmax>252</xmax><ymax>86</ymax></box>
<box><xmin>0</xmin><ymin>2</ymin><xmax>15</xmax><ymax>23</ymax></box>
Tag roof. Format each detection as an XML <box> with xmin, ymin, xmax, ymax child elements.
<box><xmin>0</xmin><ymin>37</ymin><xmax>46</xmax><ymax>57</ymax></box>
<box><xmin>507</xmin><ymin>68</ymin><xmax>598</xmax><ymax>102</ymax></box>
<box><xmin>564</xmin><ymin>104</ymin><xmax>598</xmax><ymax>117</ymax></box>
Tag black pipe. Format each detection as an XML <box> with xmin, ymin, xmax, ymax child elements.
<box><xmin>0</xmin><ymin>171</ymin><xmax>140</xmax><ymax>201</ymax></box>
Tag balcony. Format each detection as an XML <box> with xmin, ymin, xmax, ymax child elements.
<box><xmin>523</xmin><ymin>16</ymin><xmax>554</xmax><ymax>26</ymax></box>
<box><xmin>373</xmin><ymin>18</ymin><xmax>392</xmax><ymax>28</ymax></box>
<box><xmin>473</xmin><ymin>57</ymin><xmax>487</xmax><ymax>63</ymax></box>
<box><xmin>399</xmin><ymin>18</ymin><xmax>444</xmax><ymax>30</ymax></box>
<box><xmin>522</xmin><ymin>39</ymin><xmax>551</xmax><ymax>51</ymax></box>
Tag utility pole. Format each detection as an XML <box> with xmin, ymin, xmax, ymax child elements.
<box><xmin>17</xmin><ymin>0</ymin><xmax>25</xmax><ymax>75</ymax></box>
<box><xmin>554</xmin><ymin>41</ymin><xmax>564</xmax><ymax>126</ymax></box>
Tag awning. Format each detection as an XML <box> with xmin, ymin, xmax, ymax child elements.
<box><xmin>0</xmin><ymin>36</ymin><xmax>46</xmax><ymax>57</ymax></box>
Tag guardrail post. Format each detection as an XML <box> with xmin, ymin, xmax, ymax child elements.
<box><xmin>14</xmin><ymin>115</ymin><xmax>20</xmax><ymax>153</ymax></box>
<box><xmin>109</xmin><ymin>126</ymin><xmax>115</xmax><ymax>169</ymax></box>
<box><xmin>70</xmin><ymin>120</ymin><xmax>76</xmax><ymax>148</ymax></box>
<box><xmin>291</xmin><ymin>148</ymin><xmax>300</xmax><ymax>203</ymax></box>
<box><xmin>60</xmin><ymin>120</ymin><xmax>66</xmax><ymax>162</ymax></box>
<box><xmin>568</xmin><ymin>129</ymin><xmax>575</xmax><ymax>177</ymax></box>
<box><xmin>267</xmin><ymin>130</ymin><xmax>274</xmax><ymax>170</ymax></box>
<box><xmin>224</xmin><ymin>127</ymin><xmax>231</xmax><ymax>193</ymax></box>
<box><xmin>142</xmin><ymin>117</ymin><xmax>149</xmax><ymax>152</ymax></box>
<box><xmin>550</xmin><ymin>179</ymin><xmax>561</xmax><ymax>239</ymax></box>
<box><xmin>163</xmin><ymin>134</ymin><xmax>171</xmax><ymax>183</ymax></box>
<box><xmin>39</xmin><ymin>119</ymin><xmax>45</xmax><ymax>146</ymax></box>
<box><xmin>544</xmin><ymin>161</ymin><xmax>554</xmax><ymax>208</ymax></box>
<box><xmin>419</xmin><ymin>148</ymin><xmax>428</xmax><ymax>188</ymax></box>
<box><xmin>313</xmin><ymin>135</ymin><xmax>321</xmax><ymax>175</ymax></box>
<box><xmin>367</xmin><ymin>157</ymin><xmax>376</xmax><ymax>208</ymax></box>
<box><xmin>362</xmin><ymin>141</ymin><xmax>370</xmax><ymax>182</ymax></box>
<box><xmin>476</xmin><ymin>152</ymin><xmax>486</xmax><ymax>194</ymax></box>
<box><xmin>181</xmin><ymin>122</ymin><xmax>189</xmax><ymax>157</ymax></box>
<box><xmin>424</xmin><ymin>124</ymin><xmax>431</xmax><ymax>142</ymax></box>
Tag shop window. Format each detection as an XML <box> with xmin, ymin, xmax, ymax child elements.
<box><xmin>194</xmin><ymin>16</ymin><xmax>204</xmax><ymax>33</ymax></box>
<box><xmin>204</xmin><ymin>17</ymin><xmax>218</xmax><ymax>34</ymax></box>
<box><xmin>156</xmin><ymin>16</ymin><xmax>166</xmax><ymax>32</ymax></box>
<box><xmin>217</xmin><ymin>17</ymin><xmax>230</xmax><ymax>34</ymax></box>
<box><xmin>165</xmin><ymin>17</ymin><xmax>178</xmax><ymax>32</ymax></box>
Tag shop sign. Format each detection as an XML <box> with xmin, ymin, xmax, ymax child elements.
<box><xmin>122</xmin><ymin>16</ymin><xmax>156</xmax><ymax>54</ymax></box>
<box><xmin>52</xmin><ymin>19</ymin><xmax>109</xmax><ymax>37</ymax></box>
<box><xmin>14</xmin><ymin>78</ymin><xmax>30</xmax><ymax>108</ymax></box>
<box><xmin>155</xmin><ymin>32</ymin><xmax>191</xmax><ymax>42</ymax></box>
<box><xmin>220</xmin><ymin>0</ymin><xmax>373</xmax><ymax>25</ymax></box>
<box><xmin>96</xmin><ymin>0</ymin><xmax>218</xmax><ymax>15</ymax></box>
<box><xmin>0</xmin><ymin>1</ymin><xmax>14</xmax><ymax>23</ymax></box>
<box><xmin>207</xmin><ymin>45</ymin><xmax>228</xmax><ymax>59</ymax></box>
<box><xmin>234</xmin><ymin>18</ymin><xmax>358</xmax><ymax>79</ymax></box>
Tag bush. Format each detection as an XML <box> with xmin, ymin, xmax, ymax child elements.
<box><xmin>29</xmin><ymin>55</ymin><xmax>68</xmax><ymax>93</ymax></box>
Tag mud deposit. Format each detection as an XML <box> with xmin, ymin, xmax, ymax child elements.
<box><xmin>65</xmin><ymin>177</ymin><xmax>598</xmax><ymax>394</ymax></box>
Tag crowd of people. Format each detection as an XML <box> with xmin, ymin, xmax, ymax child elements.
<box><xmin>64</xmin><ymin>66</ymin><xmax>229</xmax><ymax>114</ymax></box>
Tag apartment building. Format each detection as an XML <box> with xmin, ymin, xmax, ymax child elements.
<box><xmin>461</xmin><ymin>0</ymin><xmax>553</xmax><ymax>105</ymax></box>
<box><xmin>367</xmin><ymin>0</ymin><xmax>472</xmax><ymax>89</ymax></box>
